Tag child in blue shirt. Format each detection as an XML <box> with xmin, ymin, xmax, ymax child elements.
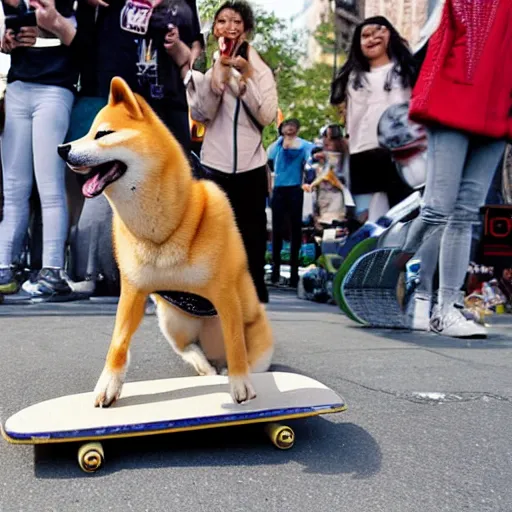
<box><xmin>267</xmin><ymin>119</ymin><xmax>314</xmax><ymax>287</ymax></box>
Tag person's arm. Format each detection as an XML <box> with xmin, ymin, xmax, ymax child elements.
<box><xmin>267</xmin><ymin>139</ymin><xmax>280</xmax><ymax>172</ymax></box>
<box><xmin>188</xmin><ymin>0</ymin><xmax>204</xmax><ymax>67</ymax></box>
<box><xmin>234</xmin><ymin>47</ymin><xmax>278</xmax><ymax>127</ymax></box>
<box><xmin>185</xmin><ymin>67</ymin><xmax>223</xmax><ymax>124</ymax></box>
<box><xmin>29</xmin><ymin>0</ymin><xmax>76</xmax><ymax>45</ymax></box>
<box><xmin>163</xmin><ymin>26</ymin><xmax>221</xmax><ymax>124</ymax></box>
<box><xmin>190</xmin><ymin>40</ymin><xmax>202</xmax><ymax>65</ymax></box>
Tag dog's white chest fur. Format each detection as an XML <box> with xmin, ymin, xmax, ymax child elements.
<box><xmin>118</xmin><ymin>239</ymin><xmax>211</xmax><ymax>291</ymax></box>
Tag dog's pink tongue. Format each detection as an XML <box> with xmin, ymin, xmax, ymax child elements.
<box><xmin>82</xmin><ymin>173</ymin><xmax>102</xmax><ymax>198</ymax></box>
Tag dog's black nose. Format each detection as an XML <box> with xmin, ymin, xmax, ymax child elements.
<box><xmin>57</xmin><ymin>144</ymin><xmax>71</xmax><ymax>160</ymax></box>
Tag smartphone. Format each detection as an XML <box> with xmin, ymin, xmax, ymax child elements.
<box><xmin>236</xmin><ymin>41</ymin><xmax>249</xmax><ymax>61</ymax></box>
<box><xmin>5</xmin><ymin>11</ymin><xmax>37</xmax><ymax>34</ymax></box>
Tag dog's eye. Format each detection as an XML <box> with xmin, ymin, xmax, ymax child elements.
<box><xmin>94</xmin><ymin>130</ymin><xmax>115</xmax><ymax>140</ymax></box>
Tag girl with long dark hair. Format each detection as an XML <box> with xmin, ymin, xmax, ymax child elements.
<box><xmin>330</xmin><ymin>16</ymin><xmax>418</xmax><ymax>222</ymax></box>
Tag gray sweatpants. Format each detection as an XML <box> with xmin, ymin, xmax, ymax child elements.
<box><xmin>0</xmin><ymin>80</ymin><xmax>74</xmax><ymax>268</ymax></box>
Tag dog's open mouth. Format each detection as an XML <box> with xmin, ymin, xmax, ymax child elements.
<box><xmin>81</xmin><ymin>161</ymin><xmax>127</xmax><ymax>198</ymax></box>
<box><xmin>219</xmin><ymin>36</ymin><xmax>236</xmax><ymax>57</ymax></box>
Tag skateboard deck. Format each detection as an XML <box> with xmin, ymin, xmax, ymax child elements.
<box><xmin>2</xmin><ymin>372</ymin><xmax>346</xmax><ymax>472</ymax></box>
<box><xmin>341</xmin><ymin>247</ymin><xmax>411</xmax><ymax>328</ymax></box>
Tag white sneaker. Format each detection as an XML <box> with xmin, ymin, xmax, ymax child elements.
<box><xmin>430</xmin><ymin>305</ymin><xmax>487</xmax><ymax>338</ymax></box>
<box><xmin>406</xmin><ymin>292</ymin><xmax>431</xmax><ymax>331</ymax></box>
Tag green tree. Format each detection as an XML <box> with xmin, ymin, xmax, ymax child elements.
<box><xmin>197</xmin><ymin>0</ymin><xmax>342</xmax><ymax>145</ymax></box>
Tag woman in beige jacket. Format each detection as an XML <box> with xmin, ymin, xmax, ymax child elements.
<box><xmin>168</xmin><ymin>0</ymin><xmax>278</xmax><ymax>303</ymax></box>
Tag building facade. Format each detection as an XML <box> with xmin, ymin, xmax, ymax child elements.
<box><xmin>334</xmin><ymin>0</ymin><xmax>366</xmax><ymax>53</ymax></box>
<box><xmin>294</xmin><ymin>0</ymin><xmax>440</xmax><ymax>67</ymax></box>
<box><xmin>364</xmin><ymin>0</ymin><xmax>430</xmax><ymax>47</ymax></box>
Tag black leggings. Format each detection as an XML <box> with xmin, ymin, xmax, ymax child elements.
<box><xmin>203</xmin><ymin>165</ymin><xmax>269</xmax><ymax>303</ymax></box>
<box><xmin>271</xmin><ymin>185</ymin><xmax>303</xmax><ymax>284</ymax></box>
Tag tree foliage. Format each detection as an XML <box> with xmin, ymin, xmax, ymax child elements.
<box><xmin>197</xmin><ymin>0</ymin><xmax>342</xmax><ymax>145</ymax></box>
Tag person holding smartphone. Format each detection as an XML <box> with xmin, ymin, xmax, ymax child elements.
<box><xmin>30</xmin><ymin>0</ymin><xmax>204</xmax><ymax>297</ymax></box>
<box><xmin>167</xmin><ymin>0</ymin><xmax>278</xmax><ymax>303</ymax></box>
<box><xmin>0</xmin><ymin>0</ymin><xmax>78</xmax><ymax>301</ymax></box>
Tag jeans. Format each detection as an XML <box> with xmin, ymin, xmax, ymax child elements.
<box><xmin>403</xmin><ymin>126</ymin><xmax>506</xmax><ymax>312</ymax></box>
<box><xmin>0</xmin><ymin>81</ymin><xmax>74</xmax><ymax>268</ymax></box>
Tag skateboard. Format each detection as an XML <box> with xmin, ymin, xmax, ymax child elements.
<box><xmin>340</xmin><ymin>247</ymin><xmax>412</xmax><ymax>328</ymax></box>
<box><xmin>2</xmin><ymin>372</ymin><xmax>346</xmax><ymax>473</ymax></box>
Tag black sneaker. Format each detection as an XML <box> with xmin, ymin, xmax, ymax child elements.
<box><xmin>23</xmin><ymin>268</ymin><xmax>76</xmax><ymax>303</ymax></box>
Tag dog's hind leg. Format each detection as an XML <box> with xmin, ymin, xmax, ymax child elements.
<box><xmin>153</xmin><ymin>295</ymin><xmax>217</xmax><ymax>376</ymax></box>
<box><xmin>94</xmin><ymin>280</ymin><xmax>147</xmax><ymax>407</ymax></box>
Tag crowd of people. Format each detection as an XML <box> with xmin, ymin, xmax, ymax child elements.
<box><xmin>266</xmin><ymin>1</ymin><xmax>511</xmax><ymax>339</ymax></box>
<box><xmin>0</xmin><ymin>0</ymin><xmax>277</xmax><ymax>304</ymax></box>
<box><xmin>0</xmin><ymin>0</ymin><xmax>509</xmax><ymax>340</ymax></box>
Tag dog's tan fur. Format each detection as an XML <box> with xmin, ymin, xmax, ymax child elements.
<box><xmin>63</xmin><ymin>77</ymin><xmax>273</xmax><ymax>407</ymax></box>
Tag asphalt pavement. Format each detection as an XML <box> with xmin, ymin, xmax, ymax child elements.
<box><xmin>0</xmin><ymin>289</ymin><xmax>511</xmax><ymax>512</ymax></box>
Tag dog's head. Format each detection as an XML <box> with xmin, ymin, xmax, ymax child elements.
<box><xmin>58</xmin><ymin>77</ymin><xmax>187</xmax><ymax>200</ymax></box>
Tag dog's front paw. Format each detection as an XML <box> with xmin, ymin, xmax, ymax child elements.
<box><xmin>94</xmin><ymin>368</ymin><xmax>125</xmax><ymax>408</ymax></box>
<box><xmin>229</xmin><ymin>375</ymin><xmax>256</xmax><ymax>404</ymax></box>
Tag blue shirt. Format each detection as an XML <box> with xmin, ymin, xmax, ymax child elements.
<box><xmin>268</xmin><ymin>137</ymin><xmax>314</xmax><ymax>188</ymax></box>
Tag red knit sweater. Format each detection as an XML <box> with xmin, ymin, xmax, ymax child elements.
<box><xmin>410</xmin><ymin>0</ymin><xmax>512</xmax><ymax>140</ymax></box>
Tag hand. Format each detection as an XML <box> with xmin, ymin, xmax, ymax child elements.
<box><xmin>231</xmin><ymin>55</ymin><xmax>249</xmax><ymax>75</ymax></box>
<box><xmin>164</xmin><ymin>25</ymin><xmax>179</xmax><ymax>51</ymax></box>
<box><xmin>29</xmin><ymin>0</ymin><xmax>60</xmax><ymax>33</ymax></box>
<box><xmin>30</xmin><ymin>0</ymin><xmax>77</xmax><ymax>45</ymax></box>
<box><xmin>1</xmin><ymin>28</ymin><xmax>36</xmax><ymax>53</ymax></box>
<box><xmin>15</xmin><ymin>26</ymin><xmax>38</xmax><ymax>46</ymax></box>
<box><xmin>164</xmin><ymin>25</ymin><xmax>191</xmax><ymax>67</ymax></box>
<box><xmin>302</xmin><ymin>184</ymin><xmax>312</xmax><ymax>193</ymax></box>
<box><xmin>1</xmin><ymin>30</ymin><xmax>18</xmax><ymax>53</ymax></box>
<box><xmin>313</xmin><ymin>151</ymin><xmax>325</xmax><ymax>163</ymax></box>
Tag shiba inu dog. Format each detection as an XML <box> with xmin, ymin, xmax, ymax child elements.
<box><xmin>58</xmin><ymin>77</ymin><xmax>273</xmax><ymax>407</ymax></box>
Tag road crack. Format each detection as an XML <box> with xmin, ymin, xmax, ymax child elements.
<box><xmin>335</xmin><ymin>376</ymin><xmax>512</xmax><ymax>405</ymax></box>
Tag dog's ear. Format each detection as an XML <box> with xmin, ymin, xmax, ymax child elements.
<box><xmin>109</xmin><ymin>77</ymin><xmax>144</xmax><ymax>120</ymax></box>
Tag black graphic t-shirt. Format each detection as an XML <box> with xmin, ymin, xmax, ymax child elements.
<box><xmin>136</xmin><ymin>0</ymin><xmax>203</xmax><ymax>111</ymax></box>
<box><xmin>76</xmin><ymin>0</ymin><xmax>203</xmax><ymax>111</ymax></box>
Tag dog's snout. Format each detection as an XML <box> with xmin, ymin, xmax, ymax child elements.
<box><xmin>58</xmin><ymin>144</ymin><xmax>71</xmax><ymax>161</ymax></box>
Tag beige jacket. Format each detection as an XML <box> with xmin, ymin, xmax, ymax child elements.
<box><xmin>187</xmin><ymin>46</ymin><xmax>278</xmax><ymax>174</ymax></box>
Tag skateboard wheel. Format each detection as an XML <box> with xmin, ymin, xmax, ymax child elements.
<box><xmin>78</xmin><ymin>442</ymin><xmax>104</xmax><ymax>473</ymax></box>
<box><xmin>265</xmin><ymin>423</ymin><xmax>295</xmax><ymax>450</ymax></box>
